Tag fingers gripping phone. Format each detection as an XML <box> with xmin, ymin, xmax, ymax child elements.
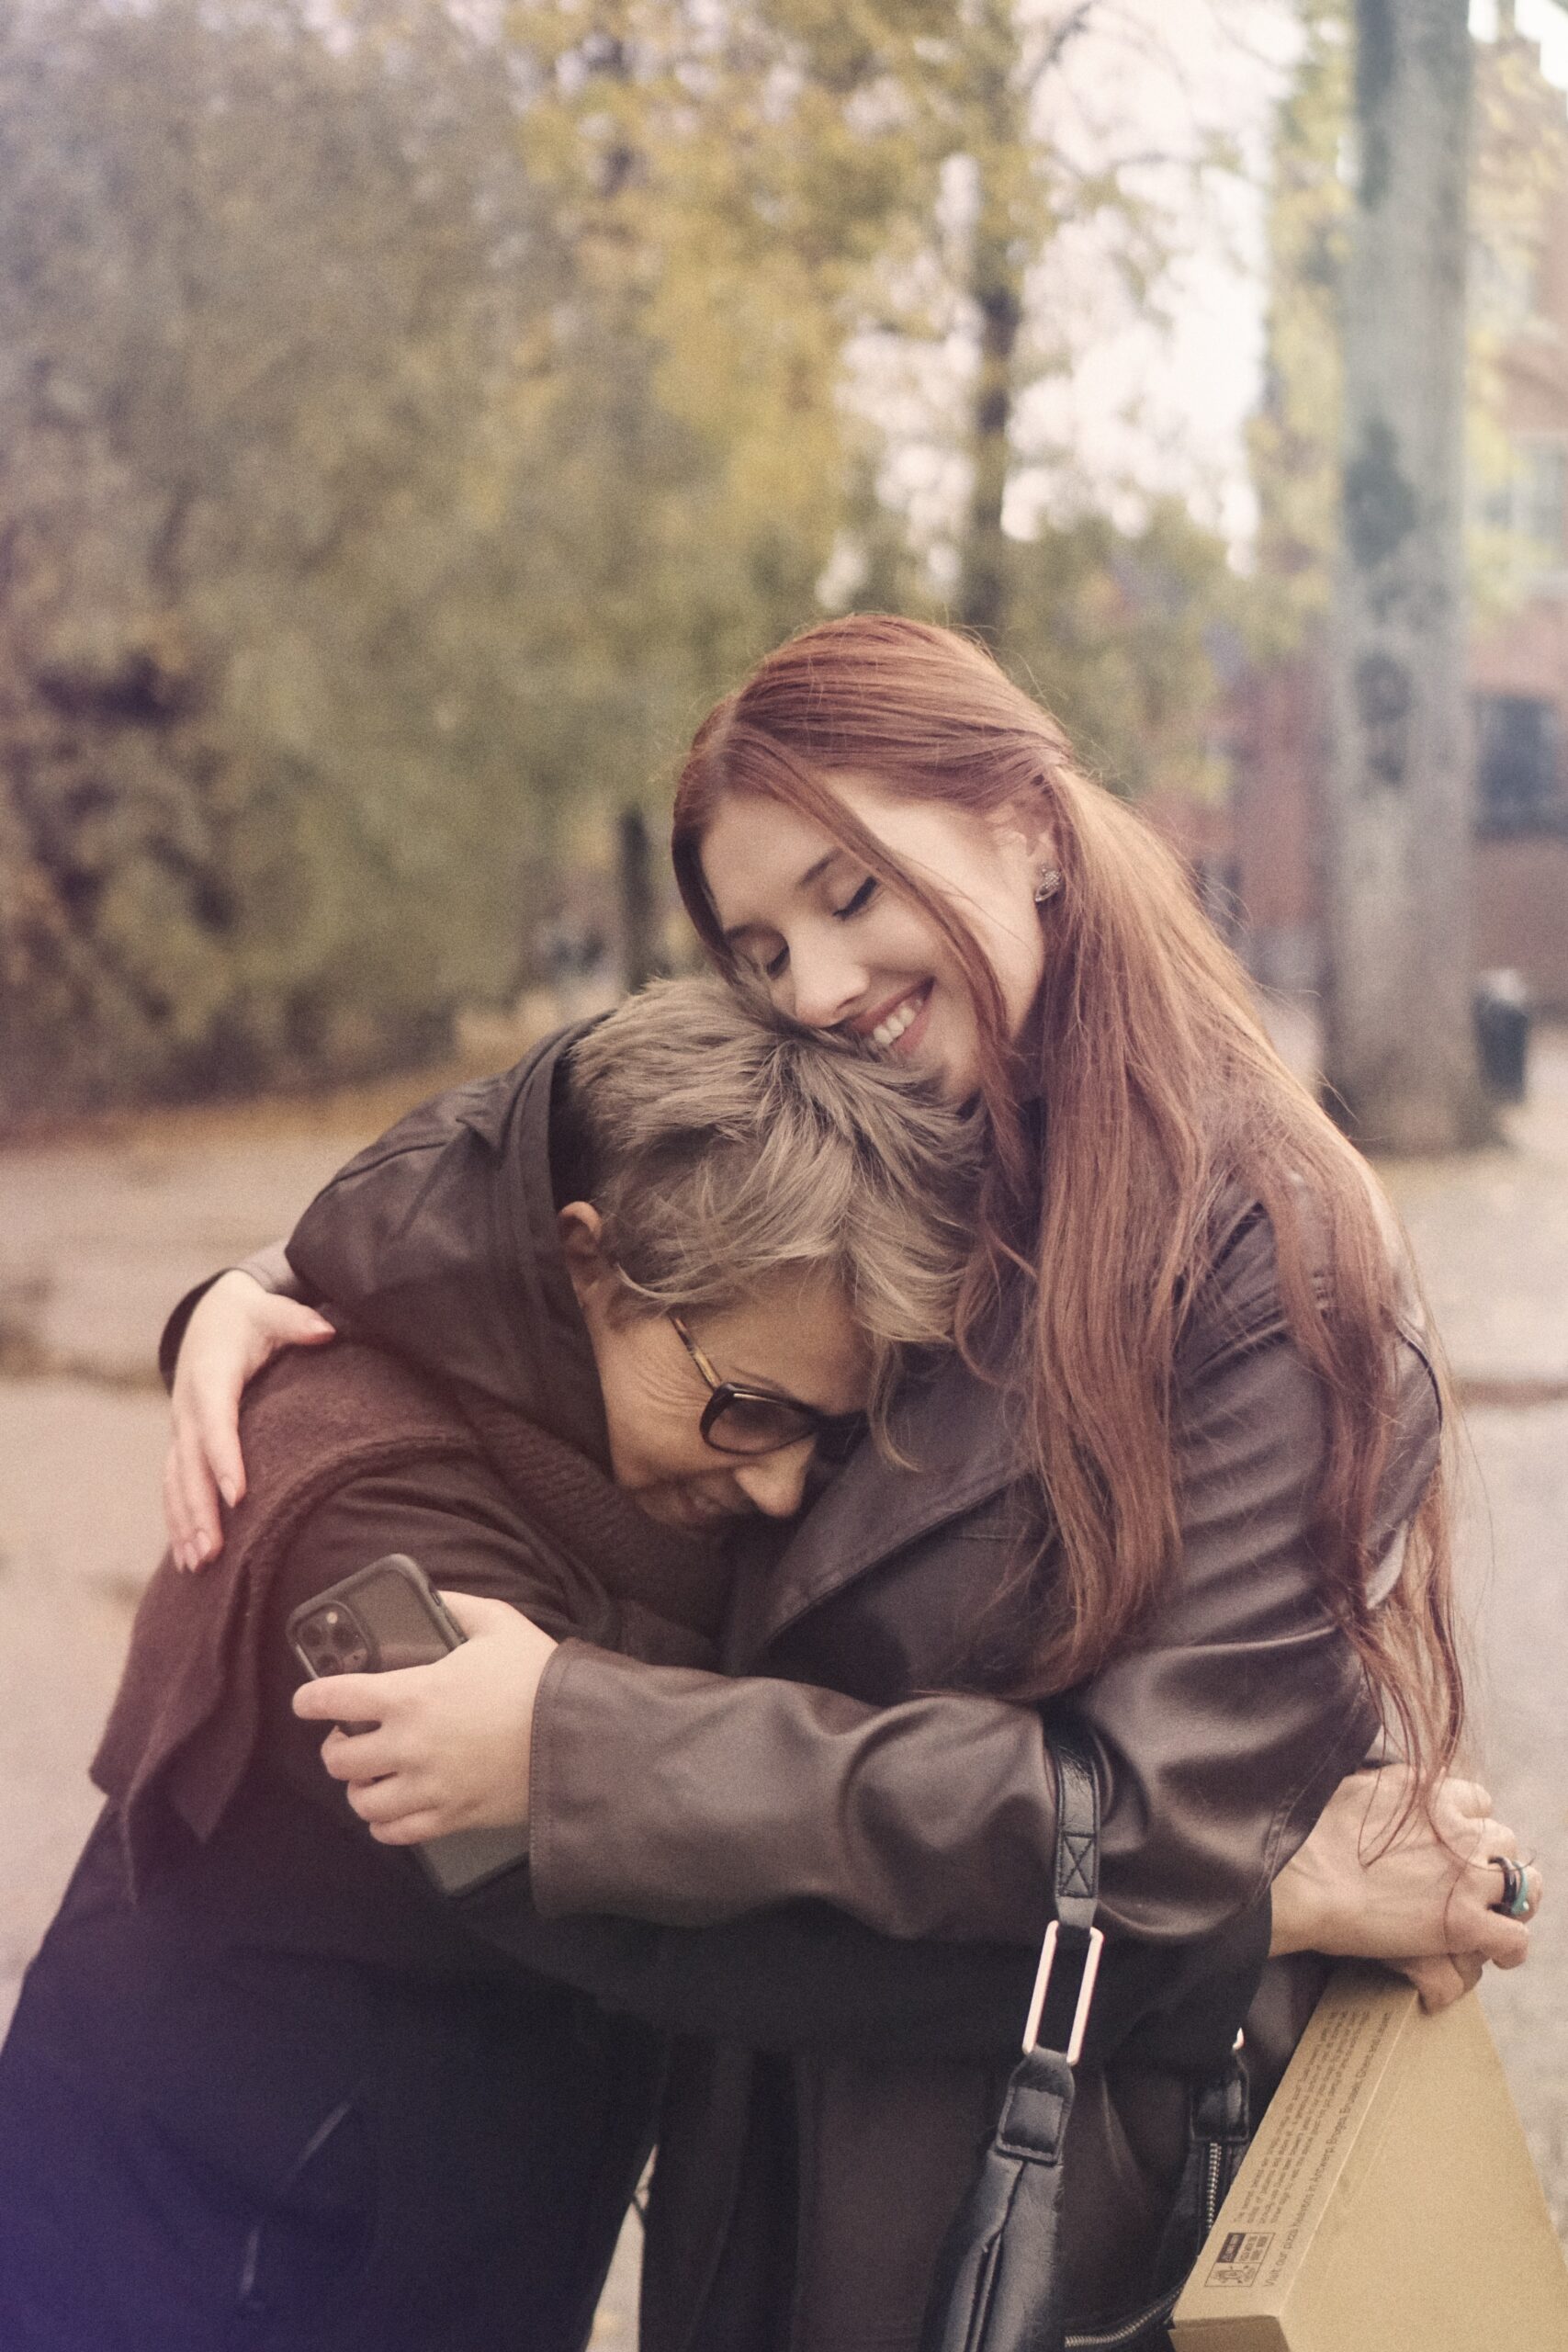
<box><xmin>287</xmin><ymin>1554</ymin><xmax>529</xmax><ymax>1899</ymax></box>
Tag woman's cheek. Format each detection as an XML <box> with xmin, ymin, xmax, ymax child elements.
<box><xmin>923</xmin><ymin>999</ymin><xmax>983</xmax><ymax>1102</ymax></box>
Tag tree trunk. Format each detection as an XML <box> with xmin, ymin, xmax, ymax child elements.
<box><xmin>1324</xmin><ymin>0</ymin><xmax>1491</xmax><ymax>1149</ymax></box>
<box><xmin>617</xmin><ymin>803</ymin><xmax>662</xmax><ymax>992</ymax></box>
<box><xmin>955</xmin><ymin>2</ymin><xmax>1026</xmax><ymax>643</ymax></box>
<box><xmin>957</xmin><ymin>243</ymin><xmax>1023</xmax><ymax>642</ymax></box>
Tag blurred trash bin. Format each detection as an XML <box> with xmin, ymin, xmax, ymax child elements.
<box><xmin>1473</xmin><ymin>969</ymin><xmax>1531</xmax><ymax>1102</ymax></box>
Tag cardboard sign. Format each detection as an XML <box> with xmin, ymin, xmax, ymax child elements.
<box><xmin>1169</xmin><ymin>1965</ymin><xmax>1568</xmax><ymax>2350</ymax></box>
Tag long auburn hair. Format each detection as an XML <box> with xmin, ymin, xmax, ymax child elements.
<box><xmin>671</xmin><ymin>613</ymin><xmax>1465</xmax><ymax>1794</ymax></box>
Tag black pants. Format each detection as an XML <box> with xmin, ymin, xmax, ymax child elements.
<box><xmin>0</xmin><ymin>1803</ymin><xmax>661</xmax><ymax>2352</ymax></box>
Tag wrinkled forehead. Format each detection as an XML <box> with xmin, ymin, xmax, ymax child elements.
<box><xmin>697</xmin><ymin>1268</ymin><xmax>872</xmax><ymax>1416</ymax></box>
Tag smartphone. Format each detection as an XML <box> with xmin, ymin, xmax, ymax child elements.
<box><xmin>287</xmin><ymin>1554</ymin><xmax>530</xmax><ymax>1899</ymax></box>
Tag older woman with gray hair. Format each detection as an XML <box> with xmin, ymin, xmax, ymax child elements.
<box><xmin>0</xmin><ymin>978</ymin><xmax>997</xmax><ymax>2352</ymax></box>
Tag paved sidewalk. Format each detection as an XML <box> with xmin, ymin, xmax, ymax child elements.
<box><xmin>1262</xmin><ymin>1011</ymin><xmax>1568</xmax><ymax>2229</ymax></box>
<box><xmin>1371</xmin><ymin>1025</ymin><xmax>1568</xmax><ymax>2233</ymax></box>
<box><xmin>1</xmin><ymin>1023</ymin><xmax>1564</xmax><ymax>2301</ymax></box>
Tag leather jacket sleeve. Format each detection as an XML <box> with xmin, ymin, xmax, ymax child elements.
<box><xmin>525</xmin><ymin>1214</ymin><xmax>1443</xmax><ymax>1949</ymax></box>
<box><xmin>271</xmin><ymin>1470</ymin><xmax>1257</xmax><ymax>2062</ymax></box>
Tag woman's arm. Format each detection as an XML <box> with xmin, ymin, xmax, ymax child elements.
<box><xmin>495</xmin><ymin>1339</ymin><xmax>1430</xmax><ymax>1939</ymax></box>
<box><xmin>1266</xmin><ymin>1763</ymin><xmax>1535</xmax><ymax>2008</ymax></box>
<box><xmin>174</xmin><ymin>1175</ymin><xmax>1534</xmax><ymax>1996</ymax></box>
<box><xmin>161</xmin><ymin>1050</ymin><xmax>554</xmax><ymax>1565</ymax></box>
<box><xmin>308</xmin><ymin>1579</ymin><xmax>1531</xmax><ymax>2008</ymax></box>
<box><xmin>164</xmin><ymin>1259</ymin><xmax>333</xmax><ymax>1569</ymax></box>
<box><xmin>310</xmin><ymin>1601</ymin><xmax>1529</xmax><ymax>2014</ymax></box>
<box><xmin>411</xmin><ymin>1221</ymin><xmax>1530</xmax><ymax>1981</ymax></box>
<box><xmin>268</xmin><ymin>1469</ymin><xmax>1253</xmax><ymax>2061</ymax></box>
<box><xmin>158</xmin><ymin>1242</ymin><xmax>310</xmax><ymax>1390</ymax></box>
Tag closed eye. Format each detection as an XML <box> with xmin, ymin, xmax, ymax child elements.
<box><xmin>831</xmin><ymin>876</ymin><xmax>878</xmax><ymax>922</ymax></box>
<box><xmin>752</xmin><ymin>869</ymin><xmax>874</xmax><ymax>979</ymax></box>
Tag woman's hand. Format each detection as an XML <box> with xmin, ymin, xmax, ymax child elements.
<box><xmin>1269</xmin><ymin>1767</ymin><xmax>1539</xmax><ymax>2010</ymax></box>
<box><xmin>294</xmin><ymin>1592</ymin><xmax>558</xmax><ymax>1845</ymax></box>
<box><xmin>164</xmin><ymin>1271</ymin><xmax>337</xmax><ymax>1570</ymax></box>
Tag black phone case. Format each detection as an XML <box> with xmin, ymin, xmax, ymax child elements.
<box><xmin>287</xmin><ymin>1554</ymin><xmax>530</xmax><ymax>1899</ymax></box>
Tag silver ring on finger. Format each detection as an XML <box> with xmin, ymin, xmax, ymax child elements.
<box><xmin>1490</xmin><ymin>1854</ymin><xmax>1531</xmax><ymax>1919</ymax></box>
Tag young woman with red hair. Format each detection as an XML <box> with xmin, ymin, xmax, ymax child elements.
<box><xmin>159</xmin><ymin>616</ymin><xmax>1535</xmax><ymax>2351</ymax></box>
<box><xmin>671</xmin><ymin>613</ymin><xmax>1454</xmax><ymax>1770</ymax></box>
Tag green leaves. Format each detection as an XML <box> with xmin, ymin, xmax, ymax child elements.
<box><xmin>0</xmin><ymin>0</ymin><xmax>1258</xmax><ymax>1119</ymax></box>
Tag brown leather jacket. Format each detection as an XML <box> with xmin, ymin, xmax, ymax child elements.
<box><xmin>200</xmin><ymin>1026</ymin><xmax>1442</xmax><ymax>2351</ymax></box>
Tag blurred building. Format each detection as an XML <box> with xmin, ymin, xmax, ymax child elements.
<box><xmin>1186</xmin><ymin>14</ymin><xmax>1568</xmax><ymax>1012</ymax></box>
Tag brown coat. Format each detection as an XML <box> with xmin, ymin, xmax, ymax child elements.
<box><xmin>210</xmin><ymin>1029</ymin><xmax>1443</xmax><ymax>2352</ymax></box>
<box><xmin>70</xmin><ymin>1325</ymin><xmax>1087</xmax><ymax>2345</ymax></box>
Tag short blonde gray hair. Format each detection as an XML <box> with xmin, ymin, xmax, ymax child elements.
<box><xmin>569</xmin><ymin>978</ymin><xmax>979</xmax><ymax>1431</ymax></box>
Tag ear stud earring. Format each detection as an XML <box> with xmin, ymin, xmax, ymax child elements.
<box><xmin>1032</xmin><ymin>866</ymin><xmax>1063</xmax><ymax>906</ymax></box>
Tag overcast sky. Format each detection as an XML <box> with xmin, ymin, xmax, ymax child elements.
<box><xmin>853</xmin><ymin>0</ymin><xmax>1568</xmax><ymax>577</ymax></box>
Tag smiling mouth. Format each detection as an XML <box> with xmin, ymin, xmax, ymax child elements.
<box><xmin>863</xmin><ymin>983</ymin><xmax>931</xmax><ymax>1049</ymax></box>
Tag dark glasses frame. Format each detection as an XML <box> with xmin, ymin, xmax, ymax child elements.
<box><xmin>668</xmin><ymin>1313</ymin><xmax>868</xmax><ymax>1464</ymax></box>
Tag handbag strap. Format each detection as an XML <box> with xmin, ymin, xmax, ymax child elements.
<box><xmin>1052</xmin><ymin>1720</ymin><xmax>1100</xmax><ymax>1932</ymax></box>
<box><xmin>916</xmin><ymin>1718</ymin><xmax>1102</xmax><ymax>2352</ymax></box>
<box><xmin>920</xmin><ymin>1719</ymin><xmax>1255</xmax><ymax>2352</ymax></box>
<box><xmin>1022</xmin><ymin>1715</ymin><xmax>1104</xmax><ymax>2064</ymax></box>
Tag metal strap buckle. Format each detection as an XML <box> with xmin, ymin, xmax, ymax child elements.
<box><xmin>1022</xmin><ymin>1919</ymin><xmax>1104</xmax><ymax>2065</ymax></box>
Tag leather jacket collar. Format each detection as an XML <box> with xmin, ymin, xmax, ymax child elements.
<box><xmin>729</xmin><ymin>1313</ymin><xmax>1025</xmax><ymax>1668</ymax></box>
<box><xmin>288</xmin><ymin>1020</ymin><xmax>613</xmax><ymax>1466</ymax></box>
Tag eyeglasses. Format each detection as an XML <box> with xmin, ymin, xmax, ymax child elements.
<box><xmin>668</xmin><ymin>1313</ymin><xmax>868</xmax><ymax>1465</ymax></box>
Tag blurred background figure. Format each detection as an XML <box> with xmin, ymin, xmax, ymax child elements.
<box><xmin>536</xmin><ymin>905</ymin><xmax>616</xmax><ymax>1025</ymax></box>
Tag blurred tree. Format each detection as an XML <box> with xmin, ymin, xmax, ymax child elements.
<box><xmin>1248</xmin><ymin>0</ymin><xmax>1568</xmax><ymax>651</ymax></box>
<box><xmin>1324</xmin><ymin>0</ymin><xmax>1487</xmax><ymax>1149</ymax></box>
<box><xmin>762</xmin><ymin>1</ymin><xmax>1238</xmax><ymax>651</ymax></box>
<box><xmin>0</xmin><ymin>0</ymin><xmax>1252</xmax><ymax>1116</ymax></box>
<box><xmin>1008</xmin><ymin>498</ymin><xmax>1237</xmax><ymax>801</ymax></box>
<box><xmin>1247</xmin><ymin>0</ymin><xmax>1561</xmax><ymax>1142</ymax></box>
<box><xmin>938</xmin><ymin>0</ymin><xmax>1101</xmax><ymax>642</ymax></box>
<box><xmin>0</xmin><ymin>0</ymin><xmax>559</xmax><ymax>1114</ymax></box>
<box><xmin>1245</xmin><ymin>0</ymin><xmax>1350</xmax><ymax>659</ymax></box>
<box><xmin>491</xmin><ymin>1</ymin><xmax>869</xmax><ymax>808</ymax></box>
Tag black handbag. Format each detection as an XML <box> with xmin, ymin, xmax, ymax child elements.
<box><xmin>919</xmin><ymin>1720</ymin><xmax>1251</xmax><ymax>2352</ymax></box>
